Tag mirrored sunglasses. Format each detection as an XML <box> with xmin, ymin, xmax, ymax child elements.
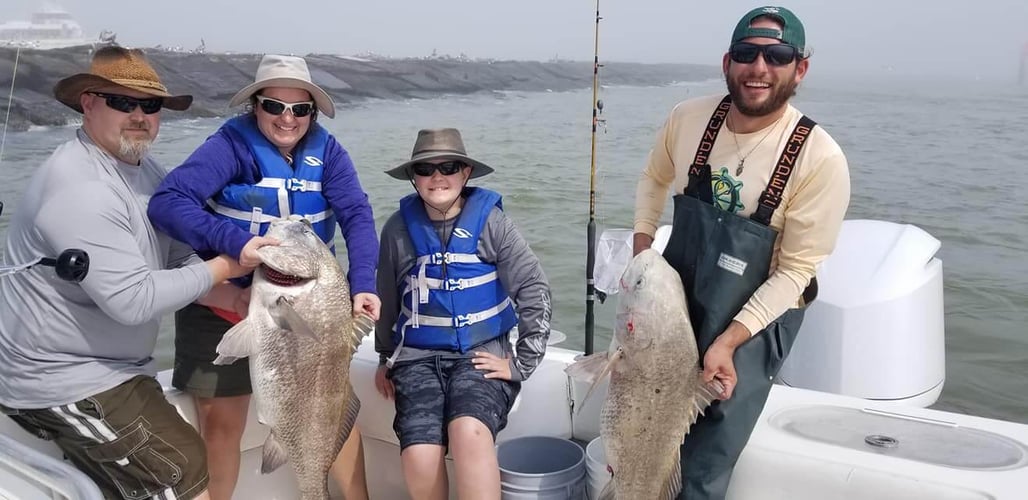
<box><xmin>410</xmin><ymin>161</ymin><xmax>467</xmax><ymax>177</ymax></box>
<box><xmin>89</xmin><ymin>92</ymin><xmax>163</xmax><ymax>114</ymax></box>
<box><xmin>256</xmin><ymin>95</ymin><xmax>315</xmax><ymax>117</ymax></box>
<box><xmin>729</xmin><ymin>42</ymin><xmax>800</xmax><ymax>66</ymax></box>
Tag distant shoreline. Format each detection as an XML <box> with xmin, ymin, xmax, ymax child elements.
<box><xmin>0</xmin><ymin>45</ymin><xmax>721</xmax><ymax>131</ymax></box>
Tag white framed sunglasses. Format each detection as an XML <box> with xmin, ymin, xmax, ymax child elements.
<box><xmin>255</xmin><ymin>95</ymin><xmax>315</xmax><ymax>117</ymax></box>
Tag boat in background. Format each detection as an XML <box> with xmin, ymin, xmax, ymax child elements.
<box><xmin>0</xmin><ymin>4</ymin><xmax>109</xmax><ymax>50</ymax></box>
<box><xmin>2</xmin><ymin>219</ymin><xmax>1027</xmax><ymax>499</ymax></box>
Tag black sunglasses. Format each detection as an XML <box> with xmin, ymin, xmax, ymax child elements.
<box><xmin>256</xmin><ymin>95</ymin><xmax>315</xmax><ymax>118</ymax></box>
<box><xmin>89</xmin><ymin>92</ymin><xmax>163</xmax><ymax>114</ymax></box>
<box><xmin>729</xmin><ymin>42</ymin><xmax>800</xmax><ymax>66</ymax></box>
<box><xmin>410</xmin><ymin>161</ymin><xmax>467</xmax><ymax>177</ymax></box>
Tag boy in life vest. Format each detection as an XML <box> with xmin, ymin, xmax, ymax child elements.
<box><xmin>374</xmin><ymin>128</ymin><xmax>552</xmax><ymax>500</ymax></box>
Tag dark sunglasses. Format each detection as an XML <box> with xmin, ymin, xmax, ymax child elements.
<box><xmin>729</xmin><ymin>42</ymin><xmax>800</xmax><ymax>66</ymax></box>
<box><xmin>256</xmin><ymin>95</ymin><xmax>315</xmax><ymax>117</ymax></box>
<box><xmin>410</xmin><ymin>161</ymin><xmax>467</xmax><ymax>177</ymax></box>
<box><xmin>89</xmin><ymin>92</ymin><xmax>163</xmax><ymax>114</ymax></box>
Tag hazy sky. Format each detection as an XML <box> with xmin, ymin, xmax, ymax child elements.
<box><xmin>4</xmin><ymin>1</ymin><xmax>1028</xmax><ymax>81</ymax></box>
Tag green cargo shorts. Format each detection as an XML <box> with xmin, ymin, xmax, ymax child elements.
<box><xmin>1</xmin><ymin>375</ymin><xmax>208</xmax><ymax>500</ymax></box>
<box><xmin>172</xmin><ymin>303</ymin><xmax>252</xmax><ymax>398</ymax></box>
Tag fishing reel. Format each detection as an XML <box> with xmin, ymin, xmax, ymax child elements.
<box><xmin>0</xmin><ymin>202</ymin><xmax>90</xmax><ymax>282</ymax></box>
<box><xmin>595</xmin><ymin>99</ymin><xmax>607</xmax><ymax>133</ymax></box>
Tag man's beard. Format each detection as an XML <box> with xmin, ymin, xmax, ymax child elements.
<box><xmin>119</xmin><ymin>135</ymin><xmax>154</xmax><ymax>163</ymax></box>
<box><xmin>726</xmin><ymin>67</ymin><xmax>799</xmax><ymax>117</ymax></box>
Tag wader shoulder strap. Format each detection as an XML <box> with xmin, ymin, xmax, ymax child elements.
<box><xmin>749</xmin><ymin>114</ymin><xmax>821</xmax><ymax>305</ymax></box>
<box><xmin>684</xmin><ymin>95</ymin><xmax>732</xmax><ymax>203</ymax></box>
<box><xmin>750</xmin><ymin>115</ymin><xmax>817</xmax><ymax>226</ymax></box>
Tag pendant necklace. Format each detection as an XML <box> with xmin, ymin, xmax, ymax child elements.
<box><xmin>729</xmin><ymin>113</ymin><xmax>784</xmax><ymax>176</ymax></box>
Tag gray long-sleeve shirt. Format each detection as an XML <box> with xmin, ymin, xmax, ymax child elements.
<box><xmin>375</xmin><ymin>205</ymin><xmax>551</xmax><ymax>381</ymax></box>
<box><xmin>0</xmin><ymin>130</ymin><xmax>213</xmax><ymax>409</ymax></box>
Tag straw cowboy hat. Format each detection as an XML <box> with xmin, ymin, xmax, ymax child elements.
<box><xmin>386</xmin><ymin>128</ymin><xmax>495</xmax><ymax>180</ymax></box>
<box><xmin>228</xmin><ymin>54</ymin><xmax>336</xmax><ymax>118</ymax></box>
<box><xmin>53</xmin><ymin>46</ymin><xmax>192</xmax><ymax>113</ymax></box>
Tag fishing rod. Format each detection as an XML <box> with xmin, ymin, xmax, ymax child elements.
<box><xmin>585</xmin><ymin>0</ymin><xmax>605</xmax><ymax>356</ymax></box>
<box><xmin>0</xmin><ymin>46</ymin><xmax>19</xmax><ymax>165</ymax></box>
<box><xmin>0</xmin><ymin>49</ymin><xmax>88</xmax><ymax>282</ymax></box>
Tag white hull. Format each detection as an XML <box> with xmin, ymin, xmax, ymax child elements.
<box><xmin>3</xmin><ymin>337</ymin><xmax>1027</xmax><ymax>500</ymax></box>
<box><xmin>2</xmin><ymin>220</ymin><xmax>1026</xmax><ymax>499</ymax></box>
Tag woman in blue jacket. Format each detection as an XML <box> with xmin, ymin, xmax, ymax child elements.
<box><xmin>148</xmin><ymin>54</ymin><xmax>377</xmax><ymax>500</ymax></box>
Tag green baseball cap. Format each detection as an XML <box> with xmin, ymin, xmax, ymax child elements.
<box><xmin>731</xmin><ymin>6</ymin><xmax>809</xmax><ymax>58</ymax></box>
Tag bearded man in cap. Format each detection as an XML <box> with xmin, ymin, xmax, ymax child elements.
<box><xmin>633</xmin><ymin>7</ymin><xmax>851</xmax><ymax>500</ymax></box>
<box><xmin>0</xmin><ymin>46</ymin><xmax>251</xmax><ymax>500</ymax></box>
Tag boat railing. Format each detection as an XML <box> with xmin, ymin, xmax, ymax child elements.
<box><xmin>0</xmin><ymin>433</ymin><xmax>103</xmax><ymax>500</ymax></box>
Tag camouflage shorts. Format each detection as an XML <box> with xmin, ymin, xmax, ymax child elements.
<box><xmin>388</xmin><ymin>356</ymin><xmax>520</xmax><ymax>450</ymax></box>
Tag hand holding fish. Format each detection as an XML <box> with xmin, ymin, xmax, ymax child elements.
<box><xmin>703</xmin><ymin>320</ymin><xmax>751</xmax><ymax>399</ymax></box>
<box><xmin>352</xmin><ymin>292</ymin><xmax>381</xmax><ymax>321</ymax></box>
<box><xmin>473</xmin><ymin>351</ymin><xmax>513</xmax><ymax>380</ymax></box>
<box><xmin>239</xmin><ymin>235</ymin><xmax>280</xmax><ymax>267</ymax></box>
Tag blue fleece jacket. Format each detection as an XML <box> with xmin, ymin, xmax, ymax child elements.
<box><xmin>148</xmin><ymin>116</ymin><xmax>378</xmax><ymax>295</ymax></box>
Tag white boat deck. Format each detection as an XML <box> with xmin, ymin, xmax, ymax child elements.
<box><xmin>3</xmin><ymin>337</ymin><xmax>1027</xmax><ymax>499</ymax></box>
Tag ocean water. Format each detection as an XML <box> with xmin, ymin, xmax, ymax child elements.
<box><xmin>1</xmin><ymin>75</ymin><xmax>1026</xmax><ymax>424</ymax></box>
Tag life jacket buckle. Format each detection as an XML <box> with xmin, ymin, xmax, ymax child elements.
<box><xmin>455</xmin><ymin>314</ymin><xmax>472</xmax><ymax>327</ymax></box>
<box><xmin>446</xmin><ymin>278</ymin><xmax>464</xmax><ymax>290</ymax></box>
<box><xmin>286</xmin><ymin>178</ymin><xmax>308</xmax><ymax>192</ymax></box>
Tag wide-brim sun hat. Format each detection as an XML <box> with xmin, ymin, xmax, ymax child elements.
<box><xmin>385</xmin><ymin>128</ymin><xmax>494</xmax><ymax>180</ymax></box>
<box><xmin>53</xmin><ymin>46</ymin><xmax>192</xmax><ymax>113</ymax></box>
<box><xmin>228</xmin><ymin>54</ymin><xmax>336</xmax><ymax>118</ymax></box>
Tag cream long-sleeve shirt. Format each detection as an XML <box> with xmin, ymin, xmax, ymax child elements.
<box><xmin>635</xmin><ymin>95</ymin><xmax>851</xmax><ymax>336</ymax></box>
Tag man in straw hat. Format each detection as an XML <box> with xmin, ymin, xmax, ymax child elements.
<box><xmin>149</xmin><ymin>53</ymin><xmax>378</xmax><ymax>500</ymax></box>
<box><xmin>374</xmin><ymin>128</ymin><xmax>552</xmax><ymax>499</ymax></box>
<box><xmin>0</xmin><ymin>46</ymin><xmax>253</xmax><ymax>499</ymax></box>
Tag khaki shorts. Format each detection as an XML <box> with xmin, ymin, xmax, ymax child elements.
<box><xmin>173</xmin><ymin>303</ymin><xmax>252</xmax><ymax>398</ymax></box>
<box><xmin>1</xmin><ymin>375</ymin><xmax>208</xmax><ymax>500</ymax></box>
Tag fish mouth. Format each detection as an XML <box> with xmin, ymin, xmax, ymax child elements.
<box><xmin>261</xmin><ymin>266</ymin><xmax>307</xmax><ymax>287</ymax></box>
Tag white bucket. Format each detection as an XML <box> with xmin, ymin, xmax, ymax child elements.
<box><xmin>497</xmin><ymin>436</ymin><xmax>586</xmax><ymax>499</ymax></box>
<box><xmin>585</xmin><ymin>436</ymin><xmax>610</xmax><ymax>500</ymax></box>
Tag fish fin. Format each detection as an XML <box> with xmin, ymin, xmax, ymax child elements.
<box><xmin>272</xmin><ymin>296</ymin><xmax>318</xmax><ymax>341</ymax></box>
<box><xmin>564</xmin><ymin>350</ymin><xmax>612</xmax><ymax>384</ymax></box>
<box><xmin>352</xmin><ymin>314</ymin><xmax>375</xmax><ymax>343</ymax></box>
<box><xmin>597</xmin><ymin>477</ymin><xmax>617</xmax><ymax>500</ymax></box>
<box><xmin>213</xmin><ymin>319</ymin><xmax>254</xmax><ymax>366</ymax></box>
<box><xmin>686</xmin><ymin>371</ymin><xmax>725</xmax><ymax>432</ymax></box>
<box><xmin>659</xmin><ymin>448</ymin><xmax>683</xmax><ymax>500</ymax></box>
<box><xmin>565</xmin><ymin>349</ymin><xmax>621</xmax><ymax>413</ymax></box>
<box><xmin>260</xmin><ymin>431</ymin><xmax>289</xmax><ymax>474</ymax></box>
<box><xmin>335</xmin><ymin>389</ymin><xmax>361</xmax><ymax>454</ymax></box>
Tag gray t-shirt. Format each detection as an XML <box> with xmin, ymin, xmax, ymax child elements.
<box><xmin>0</xmin><ymin>129</ymin><xmax>213</xmax><ymax>409</ymax></box>
<box><xmin>375</xmin><ymin>206</ymin><xmax>552</xmax><ymax>381</ymax></box>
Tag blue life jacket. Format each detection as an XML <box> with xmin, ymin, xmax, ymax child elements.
<box><xmin>391</xmin><ymin>187</ymin><xmax>517</xmax><ymax>356</ymax></box>
<box><xmin>208</xmin><ymin>115</ymin><xmax>336</xmax><ymax>246</ymax></box>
